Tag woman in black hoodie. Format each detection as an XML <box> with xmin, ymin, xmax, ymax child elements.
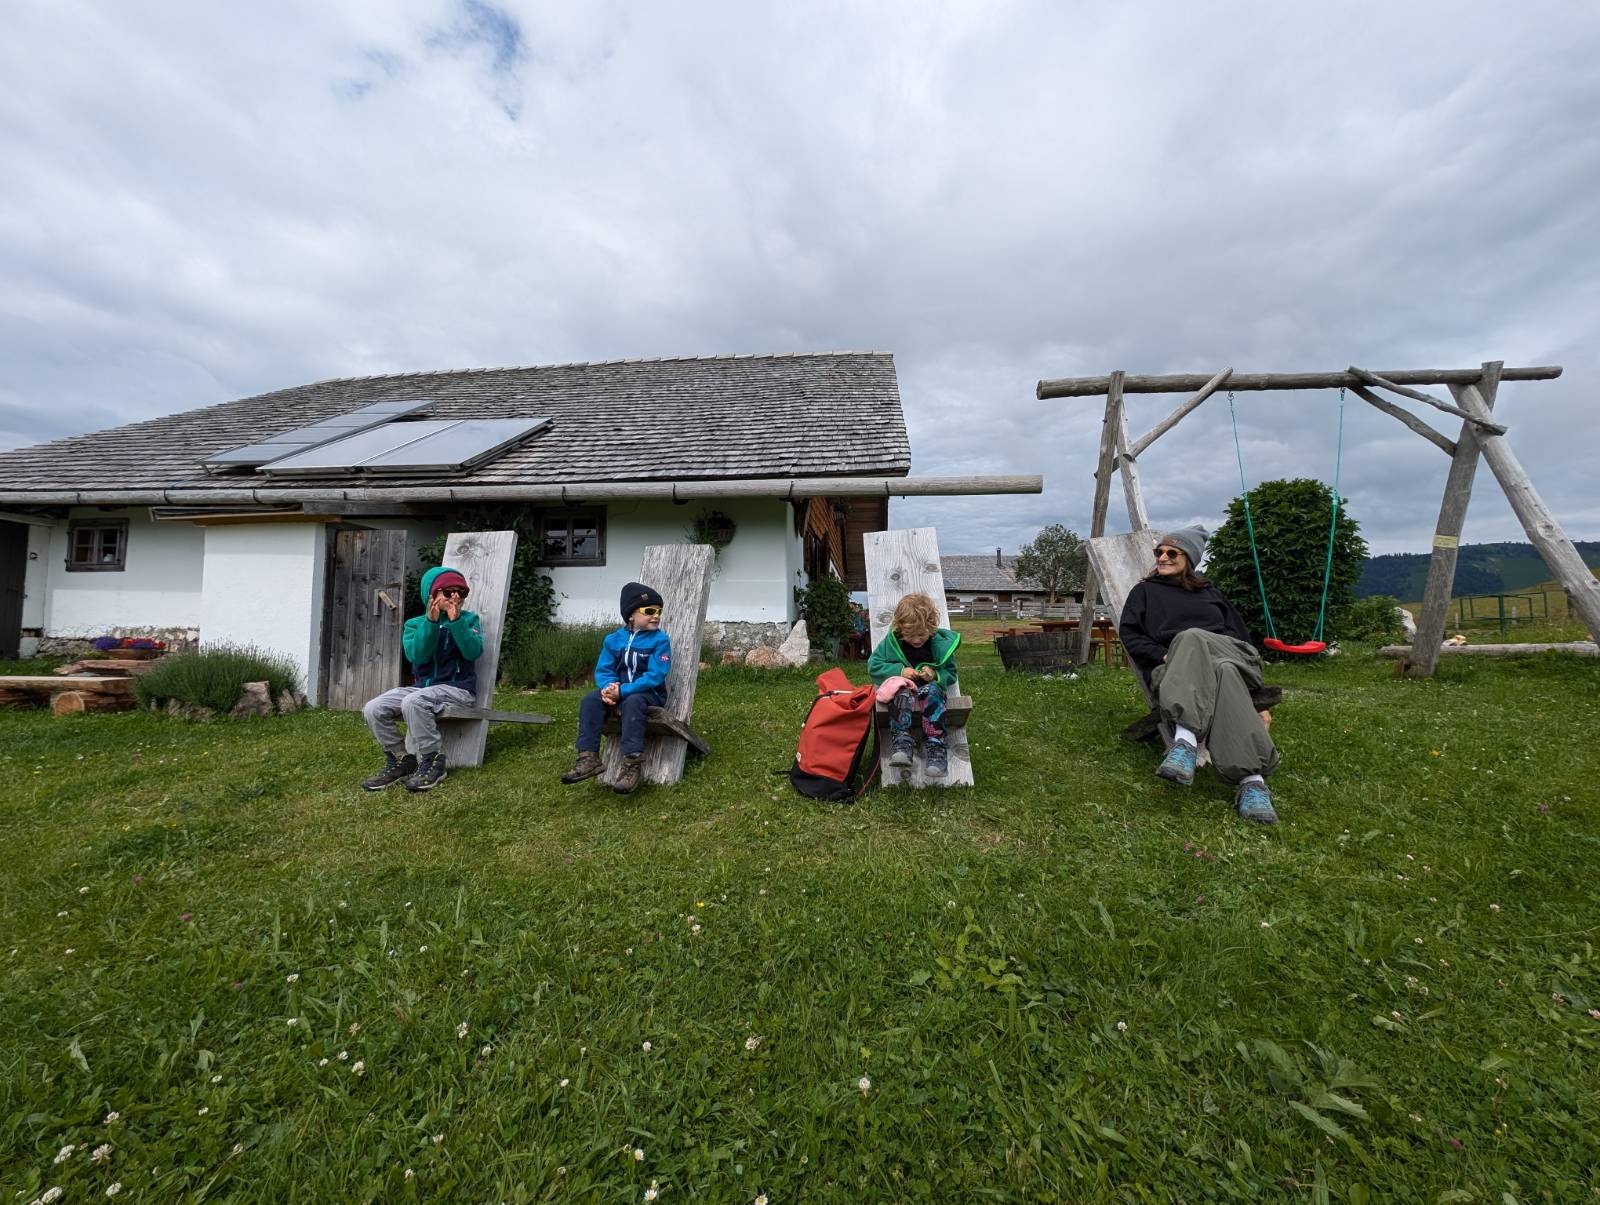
<box><xmin>1118</xmin><ymin>527</ymin><xmax>1279</xmax><ymax>824</ymax></box>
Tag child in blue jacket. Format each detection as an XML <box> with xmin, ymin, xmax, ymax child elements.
<box><xmin>361</xmin><ymin>565</ymin><xmax>484</xmax><ymax>793</ymax></box>
<box><xmin>561</xmin><ymin>581</ymin><xmax>672</xmax><ymax>794</ymax></box>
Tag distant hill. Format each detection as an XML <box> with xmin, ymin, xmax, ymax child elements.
<box><xmin>1358</xmin><ymin>541</ymin><xmax>1600</xmax><ymax>601</ymax></box>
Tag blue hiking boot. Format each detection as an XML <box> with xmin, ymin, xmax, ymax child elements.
<box><xmin>1235</xmin><ymin>780</ymin><xmax>1278</xmax><ymax>824</ymax></box>
<box><xmin>924</xmin><ymin>741</ymin><xmax>949</xmax><ymax>779</ymax></box>
<box><xmin>889</xmin><ymin>733</ymin><xmax>915</xmax><ymax>768</ymax></box>
<box><xmin>1155</xmin><ymin>739</ymin><xmax>1197</xmax><ymax>786</ymax></box>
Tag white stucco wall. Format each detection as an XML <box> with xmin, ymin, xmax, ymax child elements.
<box><xmin>547</xmin><ymin>498</ymin><xmax>803</xmax><ymax>625</ymax></box>
<box><xmin>200</xmin><ymin>523</ymin><xmax>327</xmax><ymax>701</ymax></box>
<box><xmin>43</xmin><ymin>508</ymin><xmax>205</xmax><ymax>637</ymax></box>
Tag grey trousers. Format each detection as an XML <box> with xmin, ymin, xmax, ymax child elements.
<box><xmin>1150</xmin><ymin>629</ymin><xmax>1279</xmax><ymax>784</ymax></box>
<box><xmin>362</xmin><ymin>684</ymin><xmax>476</xmax><ymax>758</ymax></box>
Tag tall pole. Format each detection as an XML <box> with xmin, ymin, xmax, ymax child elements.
<box><xmin>1077</xmin><ymin>371</ymin><xmax>1123</xmax><ymax>665</ymax></box>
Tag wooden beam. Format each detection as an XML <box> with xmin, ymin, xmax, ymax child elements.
<box><xmin>1036</xmin><ymin>365</ymin><xmax>1562</xmax><ymax>399</ymax></box>
<box><xmin>1077</xmin><ymin>373</ymin><xmax>1123</xmax><ymax>665</ymax></box>
<box><xmin>1381</xmin><ymin>641</ymin><xmax>1597</xmax><ymax>660</ymax></box>
<box><xmin>1407</xmin><ymin>362</ymin><xmax>1500</xmax><ymax>677</ymax></box>
<box><xmin>1347</xmin><ymin>366</ymin><xmax>1506</xmax><ymax>435</ymax></box>
<box><xmin>1451</xmin><ymin>379</ymin><xmax>1600</xmax><ymax>645</ymax></box>
<box><xmin>1347</xmin><ymin>385</ymin><xmax>1457</xmax><ymax>457</ymax></box>
<box><xmin>1115</xmin><ymin>399</ymin><xmax>1149</xmax><ymax>532</ymax></box>
<box><xmin>1126</xmin><ymin>367</ymin><xmax>1233</xmax><ymax>458</ymax></box>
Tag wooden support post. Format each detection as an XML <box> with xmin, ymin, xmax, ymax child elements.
<box><xmin>1347</xmin><ymin>366</ymin><xmax>1507</xmax><ymax>435</ymax></box>
<box><xmin>1407</xmin><ymin>363</ymin><xmax>1500</xmax><ymax>676</ymax></box>
<box><xmin>1348</xmin><ymin>385</ymin><xmax>1457</xmax><ymax>457</ymax></box>
<box><xmin>1115</xmin><ymin>402</ymin><xmax>1148</xmax><ymax>532</ymax></box>
<box><xmin>1451</xmin><ymin>379</ymin><xmax>1600</xmax><ymax>646</ymax></box>
<box><xmin>1077</xmin><ymin>371</ymin><xmax>1123</xmax><ymax>665</ymax></box>
<box><xmin>1126</xmin><ymin>367</ymin><xmax>1233</xmax><ymax>458</ymax></box>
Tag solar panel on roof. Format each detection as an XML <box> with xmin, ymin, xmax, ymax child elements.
<box><xmin>200</xmin><ymin>400</ymin><xmax>432</xmax><ymax>470</ymax></box>
<box><xmin>258</xmin><ymin>417</ymin><xmax>551</xmax><ymax>477</ymax></box>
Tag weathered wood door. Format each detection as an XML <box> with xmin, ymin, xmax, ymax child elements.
<box><xmin>0</xmin><ymin>521</ymin><xmax>26</xmax><ymax>661</ymax></box>
<box><xmin>320</xmin><ymin>528</ymin><xmax>407</xmax><ymax>711</ymax></box>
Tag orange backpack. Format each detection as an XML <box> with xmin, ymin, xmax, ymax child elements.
<box><xmin>789</xmin><ymin>667</ymin><xmax>879</xmax><ymax>803</ymax></box>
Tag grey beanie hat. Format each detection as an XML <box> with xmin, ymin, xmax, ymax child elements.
<box><xmin>1157</xmin><ymin>525</ymin><xmax>1208</xmax><ymax>568</ymax></box>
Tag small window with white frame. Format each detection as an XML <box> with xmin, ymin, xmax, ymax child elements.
<box><xmin>66</xmin><ymin>518</ymin><xmax>129</xmax><ymax>572</ymax></box>
<box><xmin>540</xmin><ymin>509</ymin><xmax>605</xmax><ymax>566</ymax></box>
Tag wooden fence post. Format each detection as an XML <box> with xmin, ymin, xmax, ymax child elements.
<box><xmin>1077</xmin><ymin>371</ymin><xmax>1122</xmax><ymax>665</ymax></box>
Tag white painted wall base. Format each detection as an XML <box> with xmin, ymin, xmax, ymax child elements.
<box><xmin>200</xmin><ymin>524</ymin><xmax>327</xmax><ymax>701</ymax></box>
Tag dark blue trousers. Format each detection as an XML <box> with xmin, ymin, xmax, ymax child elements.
<box><xmin>576</xmin><ymin>687</ymin><xmax>667</xmax><ymax>757</ymax></box>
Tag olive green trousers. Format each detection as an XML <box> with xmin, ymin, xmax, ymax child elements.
<box><xmin>1149</xmin><ymin>629</ymin><xmax>1279</xmax><ymax>784</ymax></box>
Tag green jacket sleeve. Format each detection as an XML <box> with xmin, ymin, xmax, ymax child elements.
<box><xmin>402</xmin><ymin>615</ymin><xmax>437</xmax><ymax>665</ymax></box>
<box><xmin>443</xmin><ymin>611</ymin><xmax>484</xmax><ymax>662</ymax></box>
<box><xmin>867</xmin><ymin>632</ymin><xmax>904</xmax><ymax>685</ymax></box>
<box><xmin>931</xmin><ymin>628</ymin><xmax>960</xmax><ymax>689</ymax></box>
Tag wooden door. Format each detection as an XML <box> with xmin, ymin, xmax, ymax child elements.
<box><xmin>0</xmin><ymin>521</ymin><xmax>26</xmax><ymax>661</ymax></box>
<box><xmin>320</xmin><ymin>528</ymin><xmax>407</xmax><ymax>710</ymax></box>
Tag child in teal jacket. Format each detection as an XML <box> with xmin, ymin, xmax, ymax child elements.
<box><xmin>867</xmin><ymin>591</ymin><xmax>960</xmax><ymax>778</ymax></box>
<box><xmin>360</xmin><ymin>565</ymin><xmax>484</xmax><ymax>793</ymax></box>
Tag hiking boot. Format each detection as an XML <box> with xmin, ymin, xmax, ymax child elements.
<box><xmin>1156</xmin><ymin>739</ymin><xmax>1198</xmax><ymax>786</ymax></box>
<box><xmin>889</xmin><ymin>733</ymin><xmax>915</xmax><ymax>767</ymax></box>
<box><xmin>1235</xmin><ymin>780</ymin><xmax>1278</xmax><ymax>825</ymax></box>
<box><xmin>560</xmin><ymin>750</ymin><xmax>604</xmax><ymax>784</ymax></box>
<box><xmin>924</xmin><ymin>741</ymin><xmax>949</xmax><ymax>779</ymax></box>
<box><xmin>361</xmin><ymin>751</ymin><xmax>417</xmax><ymax>791</ymax></box>
<box><xmin>612</xmin><ymin>754</ymin><xmax>645</xmax><ymax>795</ymax></box>
<box><xmin>404</xmin><ymin>751</ymin><xmax>448</xmax><ymax>792</ymax></box>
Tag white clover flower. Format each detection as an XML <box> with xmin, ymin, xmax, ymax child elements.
<box><xmin>1115</xmin><ymin>1020</ymin><xmax>1128</xmax><ymax>1033</ymax></box>
<box><xmin>480</xmin><ymin>1045</ymin><xmax>493</xmax><ymax>1057</ymax></box>
<box><xmin>641</xmin><ymin>1041</ymin><xmax>652</xmax><ymax>1052</ymax></box>
<box><xmin>1414</xmin><ymin>937</ymin><xmax>1424</xmax><ymax>945</ymax></box>
<box><xmin>1259</xmin><ymin>921</ymin><xmax>1270</xmax><ymax>929</ymax></box>
<box><xmin>231</xmin><ymin>1143</ymin><xmax>243</xmax><ymax>1156</ymax></box>
<box><xmin>433</xmin><ymin>1133</ymin><xmax>444</xmax><ymax>1144</ymax></box>
<box><xmin>404</xmin><ymin>1169</ymin><xmax>414</xmax><ymax>1180</ymax></box>
<box><xmin>691</xmin><ymin>924</ymin><xmax>702</xmax><ymax>935</ymax></box>
<box><xmin>756</xmin><ymin>1196</ymin><xmax>769</xmax><ymax>1205</ymax></box>
<box><xmin>857</xmin><ymin>1075</ymin><xmax>872</xmax><ymax>1095</ymax></box>
<box><xmin>198</xmin><ymin>1106</ymin><xmax>209</xmax><ymax>1115</ymax></box>
<box><xmin>644</xmin><ymin>1181</ymin><xmax>659</xmax><ymax>1201</ymax></box>
<box><xmin>286</xmin><ymin>973</ymin><xmax>299</xmax><ymax>984</ymax></box>
<box><xmin>92</xmin><ymin>1143</ymin><xmax>112</xmax><ymax>1162</ymax></box>
<box><xmin>54</xmin><ymin>1145</ymin><xmax>76</xmax><ymax>1164</ymax></box>
<box><xmin>80</xmin><ymin>886</ymin><xmax>90</xmax><ymax>894</ymax></box>
<box><xmin>745</xmin><ymin>1035</ymin><xmax>762</xmax><ymax>1051</ymax></box>
<box><xmin>103</xmin><ymin>1111</ymin><xmax>120</xmax><ymax>1125</ymax></box>
<box><xmin>348</xmin><ymin>1022</ymin><xmax>360</xmax><ymax>1035</ymax></box>
<box><xmin>1589</xmin><ymin>1008</ymin><xmax>1600</xmax><ymax>1020</ymax></box>
<box><xmin>457</xmin><ymin>1022</ymin><xmax>469</xmax><ymax>1039</ymax></box>
<box><xmin>42</xmin><ymin>1188</ymin><xmax>64</xmax><ymax>1204</ymax></box>
<box><xmin>1390</xmin><ymin>1011</ymin><xmax>1402</xmax><ymax>1021</ymax></box>
<box><xmin>64</xmin><ymin>948</ymin><xmax>75</xmax><ymax>955</ymax></box>
<box><xmin>419</xmin><ymin>945</ymin><xmax>428</xmax><ymax>953</ymax></box>
<box><xmin>318</xmin><ymin>1058</ymin><xmax>329</xmax><ymax>1067</ymax></box>
<box><xmin>337</xmin><ymin>1050</ymin><xmax>348</xmax><ymax>1060</ymax></box>
<box><xmin>287</xmin><ymin>1018</ymin><xmax>299</xmax><ymax>1027</ymax></box>
<box><xmin>1409</xmin><ymin>1112</ymin><xmax>1424</xmax><ymax>1123</ymax></box>
<box><xmin>57</xmin><ymin>910</ymin><xmax>68</xmax><ymax>918</ymax></box>
<box><xmin>1490</xmin><ymin>903</ymin><xmax>1501</xmax><ymax>912</ymax></box>
<box><xmin>106</xmin><ymin>1184</ymin><xmax>123</xmax><ymax>1197</ymax></box>
<box><xmin>634</xmin><ymin>1148</ymin><xmax>645</xmax><ymax>1162</ymax></box>
<box><xmin>352</xmin><ymin>1061</ymin><xmax>365</xmax><ymax>1076</ymax></box>
<box><xmin>211</xmin><ymin>1074</ymin><xmax>222</xmax><ymax>1083</ymax></box>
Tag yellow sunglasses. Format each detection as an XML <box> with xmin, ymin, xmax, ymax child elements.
<box><xmin>635</xmin><ymin>605</ymin><xmax>663</xmax><ymax>617</ymax></box>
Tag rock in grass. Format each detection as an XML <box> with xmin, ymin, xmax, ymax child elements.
<box><xmin>275</xmin><ymin>689</ymin><xmax>300</xmax><ymax>714</ymax></box>
<box><xmin>776</xmin><ymin>620</ymin><xmax>810</xmax><ymax>666</ymax></box>
<box><xmin>745</xmin><ymin>646</ymin><xmax>786</xmax><ymax>669</ymax></box>
<box><xmin>231</xmin><ymin>681</ymin><xmax>272</xmax><ymax>719</ymax></box>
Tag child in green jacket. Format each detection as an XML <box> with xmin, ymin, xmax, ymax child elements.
<box><xmin>867</xmin><ymin>591</ymin><xmax>961</xmax><ymax>778</ymax></box>
<box><xmin>360</xmin><ymin>565</ymin><xmax>484</xmax><ymax>793</ymax></box>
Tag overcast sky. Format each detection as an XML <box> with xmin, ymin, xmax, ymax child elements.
<box><xmin>3</xmin><ymin>1</ymin><xmax>1596</xmax><ymax>555</ymax></box>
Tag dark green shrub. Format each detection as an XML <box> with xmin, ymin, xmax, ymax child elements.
<box><xmin>406</xmin><ymin>506</ymin><xmax>557</xmax><ymax>640</ymax></box>
<box><xmin>500</xmin><ymin>625</ymin><xmax>610</xmax><ymax>688</ymax></box>
<box><xmin>1343</xmin><ymin>595</ymin><xmax>1406</xmax><ymax>643</ymax></box>
<box><xmin>795</xmin><ymin>576</ymin><xmax>854</xmax><ymax>648</ymax></box>
<box><xmin>1206</xmin><ymin>478</ymin><xmax>1368</xmax><ymax>646</ymax></box>
<box><xmin>136</xmin><ymin>644</ymin><xmax>299</xmax><ymax>713</ymax></box>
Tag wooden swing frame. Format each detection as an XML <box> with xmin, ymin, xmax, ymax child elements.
<box><xmin>1035</xmin><ymin>362</ymin><xmax>1600</xmax><ymax>677</ymax></box>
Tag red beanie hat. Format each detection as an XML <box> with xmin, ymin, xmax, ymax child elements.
<box><xmin>430</xmin><ymin>569</ymin><xmax>469</xmax><ymax>597</ymax></box>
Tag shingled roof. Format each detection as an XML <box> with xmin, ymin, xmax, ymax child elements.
<box><xmin>941</xmin><ymin>553</ymin><xmax>1043</xmax><ymax>593</ymax></box>
<box><xmin>0</xmin><ymin>352</ymin><xmax>909</xmax><ymax>496</ymax></box>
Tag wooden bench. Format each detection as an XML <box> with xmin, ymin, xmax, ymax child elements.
<box><xmin>864</xmin><ymin>527</ymin><xmax>975</xmax><ymax>788</ymax></box>
<box><xmin>1086</xmin><ymin>529</ymin><xmax>1279</xmax><ymax>748</ymax></box>
<box><xmin>597</xmin><ymin>542</ymin><xmax>715</xmax><ymax>787</ymax></box>
<box><xmin>0</xmin><ymin>674</ymin><xmax>137</xmax><ymax>715</ymax></box>
<box><xmin>434</xmin><ymin>530</ymin><xmax>553</xmax><ymax>769</ymax></box>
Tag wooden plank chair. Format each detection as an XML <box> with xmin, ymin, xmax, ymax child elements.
<box><xmin>1086</xmin><ymin>530</ymin><xmax>1280</xmax><ymax>749</ymax></box>
<box><xmin>597</xmin><ymin>543</ymin><xmax>715</xmax><ymax>788</ymax></box>
<box><xmin>436</xmin><ymin>530</ymin><xmax>553</xmax><ymax>768</ymax></box>
<box><xmin>863</xmin><ymin>527</ymin><xmax>975</xmax><ymax>787</ymax></box>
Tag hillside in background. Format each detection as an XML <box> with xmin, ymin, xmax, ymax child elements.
<box><xmin>1358</xmin><ymin>541</ymin><xmax>1600</xmax><ymax>600</ymax></box>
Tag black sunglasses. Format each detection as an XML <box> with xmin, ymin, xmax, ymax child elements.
<box><xmin>1154</xmin><ymin>547</ymin><xmax>1184</xmax><ymax>561</ymax></box>
<box><xmin>438</xmin><ymin>587</ymin><xmax>467</xmax><ymax>597</ymax></box>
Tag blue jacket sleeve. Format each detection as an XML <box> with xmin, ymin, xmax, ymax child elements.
<box><xmin>593</xmin><ymin>631</ymin><xmax>620</xmax><ymax>690</ymax></box>
<box><xmin>619</xmin><ymin>632</ymin><xmax>672</xmax><ymax>697</ymax></box>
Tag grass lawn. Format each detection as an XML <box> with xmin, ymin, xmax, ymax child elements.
<box><xmin>4</xmin><ymin>642</ymin><xmax>1599</xmax><ymax>1202</ymax></box>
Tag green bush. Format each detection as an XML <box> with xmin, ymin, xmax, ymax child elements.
<box><xmin>1343</xmin><ymin>594</ymin><xmax>1406</xmax><ymax>643</ymax></box>
<box><xmin>500</xmin><ymin>624</ymin><xmax>610</xmax><ymax>688</ymax></box>
<box><xmin>1206</xmin><ymin>478</ymin><xmax>1368</xmax><ymax>646</ymax></box>
<box><xmin>794</xmin><ymin>576</ymin><xmax>854</xmax><ymax>648</ymax></box>
<box><xmin>135</xmin><ymin>644</ymin><xmax>300</xmax><ymax>713</ymax></box>
<box><xmin>407</xmin><ymin>506</ymin><xmax>557</xmax><ymax>638</ymax></box>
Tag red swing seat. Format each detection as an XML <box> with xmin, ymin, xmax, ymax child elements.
<box><xmin>1262</xmin><ymin>636</ymin><xmax>1326</xmax><ymax>655</ymax></box>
